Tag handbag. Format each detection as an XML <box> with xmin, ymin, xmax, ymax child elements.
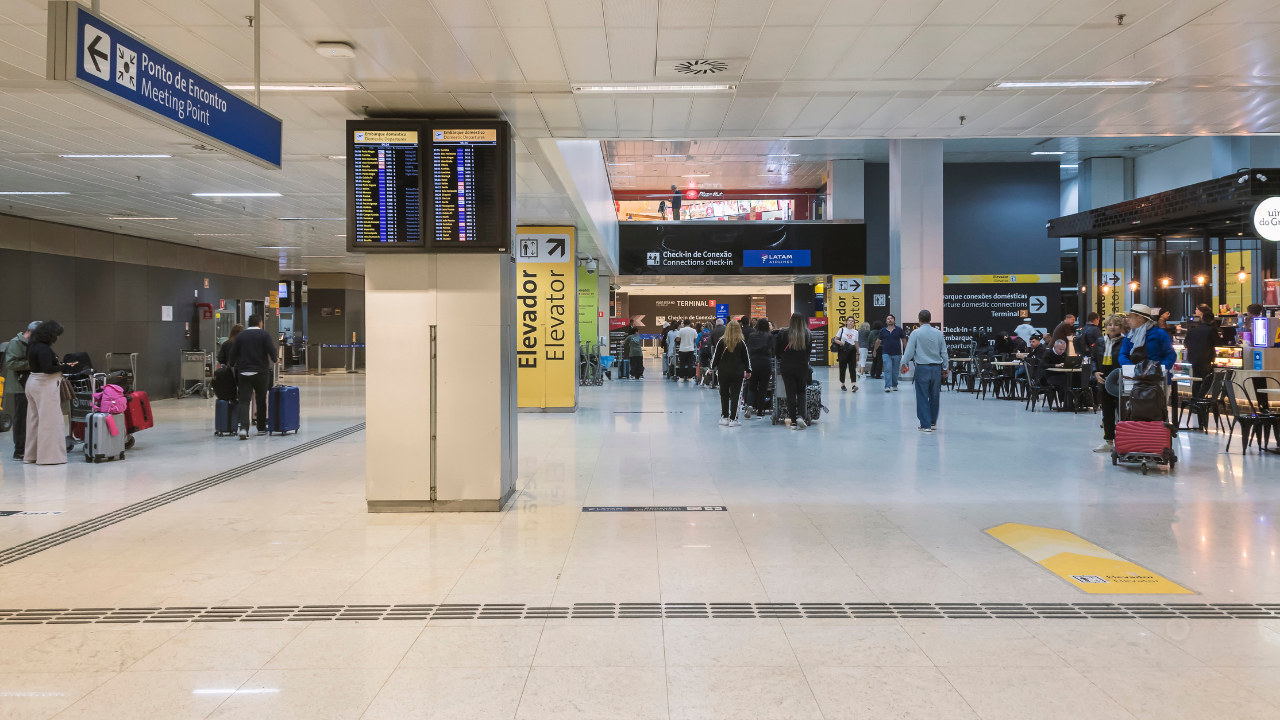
<box><xmin>60</xmin><ymin>378</ymin><xmax>75</xmax><ymax>403</ymax></box>
<box><xmin>830</xmin><ymin>339</ymin><xmax>841</xmax><ymax>353</ymax></box>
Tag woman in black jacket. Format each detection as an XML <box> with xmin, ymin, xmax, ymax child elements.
<box><xmin>743</xmin><ymin>317</ymin><xmax>774</xmax><ymax>419</ymax></box>
<box><xmin>1090</xmin><ymin>314</ymin><xmax>1126</xmax><ymax>454</ymax></box>
<box><xmin>711</xmin><ymin>321</ymin><xmax>752</xmax><ymax>426</ymax></box>
<box><xmin>24</xmin><ymin>320</ymin><xmax>80</xmax><ymax>465</ymax></box>
<box><xmin>1183</xmin><ymin>304</ymin><xmax>1220</xmax><ymax>398</ymax></box>
<box><xmin>775</xmin><ymin>313</ymin><xmax>813</xmax><ymax>429</ymax></box>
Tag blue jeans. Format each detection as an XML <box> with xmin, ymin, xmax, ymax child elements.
<box><xmin>914</xmin><ymin>364</ymin><xmax>943</xmax><ymax>429</ymax></box>
<box><xmin>885</xmin><ymin>355</ymin><xmax>902</xmax><ymax>388</ymax></box>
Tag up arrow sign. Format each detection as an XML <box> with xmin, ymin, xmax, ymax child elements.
<box><xmin>547</xmin><ymin>237</ymin><xmax>567</xmax><ymax>258</ymax></box>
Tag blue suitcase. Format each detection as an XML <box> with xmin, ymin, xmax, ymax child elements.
<box><xmin>267</xmin><ymin>385</ymin><xmax>299</xmax><ymax>436</ymax></box>
<box><xmin>215</xmin><ymin>399</ymin><xmax>237</xmax><ymax>436</ymax></box>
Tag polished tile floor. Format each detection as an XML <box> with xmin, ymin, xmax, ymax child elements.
<box><xmin>1</xmin><ymin>367</ymin><xmax>1279</xmax><ymax>719</ymax></box>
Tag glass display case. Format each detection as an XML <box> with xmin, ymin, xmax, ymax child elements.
<box><xmin>1213</xmin><ymin>345</ymin><xmax>1244</xmax><ymax>369</ymax></box>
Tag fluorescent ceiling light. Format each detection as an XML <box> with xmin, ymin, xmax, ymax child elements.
<box><xmin>278</xmin><ymin>217</ymin><xmax>342</xmax><ymax>220</ymax></box>
<box><xmin>768</xmin><ymin>154</ymin><xmax>800</xmax><ymax>157</ymax></box>
<box><xmin>682</xmin><ymin>174</ymin><xmax>710</xmax><ymax>177</ymax></box>
<box><xmin>335</xmin><ymin>234</ymin><xmax>347</xmax><ymax>237</ymax></box>
<box><xmin>0</xmin><ymin>191</ymin><xmax>68</xmax><ymax>195</ymax></box>
<box><xmin>573</xmin><ymin>84</ymin><xmax>735</xmax><ymax>93</ymax></box>
<box><xmin>608</xmin><ymin>163</ymin><xmax>634</xmax><ymax>165</ymax></box>
<box><xmin>302</xmin><ymin>255</ymin><xmax>346</xmax><ymax>258</ymax></box>
<box><xmin>989</xmin><ymin>79</ymin><xmax>1160</xmax><ymax>89</ymax></box>
<box><xmin>1061</xmin><ymin>164</ymin><xmax>1079</xmax><ymax>168</ymax></box>
<box><xmin>1031</xmin><ymin>151</ymin><xmax>1066</xmax><ymax>155</ymax></box>
<box><xmin>109</xmin><ymin>216</ymin><xmax>175</xmax><ymax>220</ymax></box>
<box><xmin>60</xmin><ymin>154</ymin><xmax>170</xmax><ymax>158</ymax></box>
<box><xmin>630</xmin><ymin>283</ymin><xmax>657</xmax><ymax>286</ymax></box>
<box><xmin>653</xmin><ymin>154</ymin><xmax>686</xmax><ymax>157</ymax></box>
<box><xmin>223</xmin><ymin>83</ymin><xmax>361</xmax><ymax>91</ymax></box>
<box><xmin>326</xmin><ymin>155</ymin><xmax>346</xmax><ymax>160</ymax></box>
<box><xmin>257</xmin><ymin>246</ymin><xmax>300</xmax><ymax>249</ymax></box>
<box><xmin>192</xmin><ymin>192</ymin><xmax>281</xmax><ymax>197</ymax></box>
<box><xmin>194</xmin><ymin>233</ymin><xmax>247</xmax><ymax>236</ymax></box>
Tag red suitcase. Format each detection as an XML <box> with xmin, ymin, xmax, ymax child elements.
<box><xmin>124</xmin><ymin>391</ymin><xmax>154</xmax><ymax>433</ymax></box>
<box><xmin>1114</xmin><ymin>421</ymin><xmax>1170</xmax><ymax>455</ymax></box>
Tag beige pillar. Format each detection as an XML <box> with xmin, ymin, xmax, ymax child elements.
<box><xmin>364</xmin><ymin>252</ymin><xmax>516</xmax><ymax>512</ymax></box>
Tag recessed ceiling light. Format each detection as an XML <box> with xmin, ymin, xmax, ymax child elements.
<box><xmin>1061</xmin><ymin>164</ymin><xmax>1079</xmax><ymax>168</ymax></box>
<box><xmin>326</xmin><ymin>155</ymin><xmax>346</xmax><ymax>160</ymax></box>
<box><xmin>989</xmin><ymin>79</ymin><xmax>1160</xmax><ymax>89</ymax></box>
<box><xmin>682</xmin><ymin>174</ymin><xmax>710</xmax><ymax>177</ymax></box>
<box><xmin>257</xmin><ymin>246</ymin><xmax>301</xmax><ymax>249</ymax></box>
<box><xmin>192</xmin><ymin>192</ymin><xmax>281</xmax><ymax>197</ymax></box>
<box><xmin>60</xmin><ymin>154</ymin><xmax>171</xmax><ymax>158</ymax></box>
<box><xmin>223</xmin><ymin>83</ymin><xmax>361</xmax><ymax>91</ymax></box>
<box><xmin>0</xmin><ymin>191</ymin><xmax>69</xmax><ymax>195</ymax></box>
<box><xmin>335</xmin><ymin>234</ymin><xmax>347</xmax><ymax>237</ymax></box>
<box><xmin>278</xmin><ymin>217</ymin><xmax>342</xmax><ymax>220</ymax></box>
<box><xmin>1031</xmin><ymin>151</ymin><xmax>1066</xmax><ymax>155</ymax></box>
<box><xmin>573</xmin><ymin>84</ymin><xmax>735</xmax><ymax>93</ymax></box>
<box><xmin>108</xmin><ymin>216</ymin><xmax>176</xmax><ymax>220</ymax></box>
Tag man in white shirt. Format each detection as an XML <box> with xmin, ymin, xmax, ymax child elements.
<box><xmin>1014</xmin><ymin>319</ymin><xmax>1036</xmax><ymax>345</ymax></box>
<box><xmin>676</xmin><ymin>320</ymin><xmax>699</xmax><ymax>382</ymax></box>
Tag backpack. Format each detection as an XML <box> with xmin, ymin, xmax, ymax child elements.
<box><xmin>1127</xmin><ymin>360</ymin><xmax>1166</xmax><ymax>421</ymax></box>
<box><xmin>746</xmin><ymin>331</ymin><xmax>771</xmax><ymax>357</ymax></box>
<box><xmin>93</xmin><ymin>383</ymin><xmax>128</xmax><ymax>414</ymax></box>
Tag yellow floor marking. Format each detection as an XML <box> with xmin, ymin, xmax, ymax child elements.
<box><xmin>986</xmin><ymin>523</ymin><xmax>1192</xmax><ymax>594</ymax></box>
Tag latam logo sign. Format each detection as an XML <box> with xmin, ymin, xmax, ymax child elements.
<box><xmin>742</xmin><ymin>249</ymin><xmax>810</xmax><ymax>267</ymax></box>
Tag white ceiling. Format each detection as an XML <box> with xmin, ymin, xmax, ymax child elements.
<box><xmin>3</xmin><ymin>0</ymin><xmax>1280</xmax><ymax>272</ymax></box>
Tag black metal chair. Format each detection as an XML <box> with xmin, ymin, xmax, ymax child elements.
<box><xmin>1246</xmin><ymin>376</ymin><xmax>1280</xmax><ymax>450</ymax></box>
<box><xmin>974</xmin><ymin>356</ymin><xmax>1004</xmax><ymax>399</ymax></box>
<box><xmin>1181</xmin><ymin>370</ymin><xmax>1229</xmax><ymax>433</ymax></box>
<box><xmin>1024</xmin><ymin>358</ymin><xmax>1058</xmax><ymax>411</ymax></box>
<box><xmin>1224</xmin><ymin>381</ymin><xmax>1268</xmax><ymax>454</ymax></box>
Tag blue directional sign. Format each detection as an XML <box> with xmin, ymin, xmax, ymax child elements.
<box><xmin>48</xmin><ymin>2</ymin><xmax>282</xmax><ymax>169</ymax></box>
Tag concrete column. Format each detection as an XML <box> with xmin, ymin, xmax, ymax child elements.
<box><xmin>365</xmin><ymin>253</ymin><xmax>516</xmax><ymax>512</ymax></box>
<box><xmin>1078</xmin><ymin>157</ymin><xmax>1130</xmax><ymax>210</ymax></box>
<box><xmin>888</xmin><ymin>139</ymin><xmax>943</xmax><ymax>324</ymax></box>
<box><xmin>825</xmin><ymin>160</ymin><xmax>865</xmax><ymax>220</ymax></box>
<box><xmin>596</xmin><ymin>272</ymin><xmax>613</xmax><ymax>346</ymax></box>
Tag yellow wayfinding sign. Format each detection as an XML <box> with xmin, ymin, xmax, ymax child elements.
<box><xmin>828</xmin><ymin>276</ymin><xmax>865</xmax><ymax>365</ymax></box>
<box><xmin>516</xmin><ymin>227</ymin><xmax>576</xmax><ymax>410</ymax></box>
<box><xmin>987</xmin><ymin>523</ymin><xmax>1191</xmax><ymax>594</ymax></box>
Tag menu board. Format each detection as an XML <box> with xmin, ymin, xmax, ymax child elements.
<box><xmin>348</xmin><ymin>128</ymin><xmax>422</xmax><ymax>249</ymax></box>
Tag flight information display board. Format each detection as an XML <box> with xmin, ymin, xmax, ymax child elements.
<box><xmin>348</xmin><ymin>119</ymin><xmax>511</xmax><ymax>253</ymax></box>
<box><xmin>428</xmin><ymin>127</ymin><xmax>508</xmax><ymax>251</ymax></box>
<box><xmin>347</xmin><ymin>125</ymin><xmax>423</xmax><ymax>251</ymax></box>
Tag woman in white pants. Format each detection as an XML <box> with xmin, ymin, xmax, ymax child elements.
<box><xmin>23</xmin><ymin>321</ymin><xmax>80</xmax><ymax>465</ymax></box>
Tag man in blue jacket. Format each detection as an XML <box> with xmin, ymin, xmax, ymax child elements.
<box><xmin>1118</xmin><ymin>303</ymin><xmax>1176</xmax><ymax>370</ymax></box>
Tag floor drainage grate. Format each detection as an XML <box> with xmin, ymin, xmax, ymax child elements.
<box><xmin>0</xmin><ymin>423</ymin><xmax>366</xmax><ymax>568</ymax></box>
<box><xmin>1</xmin><ymin>602</ymin><xmax>1277</xmax><ymax>625</ymax></box>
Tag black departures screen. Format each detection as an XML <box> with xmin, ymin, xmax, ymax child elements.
<box><xmin>429</xmin><ymin>128</ymin><xmax>504</xmax><ymax>249</ymax></box>
<box><xmin>348</xmin><ymin>119</ymin><xmax>511</xmax><ymax>253</ymax></box>
<box><xmin>349</xmin><ymin>128</ymin><xmax>421</xmax><ymax>248</ymax></box>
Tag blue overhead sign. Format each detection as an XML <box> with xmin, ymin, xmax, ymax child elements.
<box><xmin>742</xmin><ymin>249</ymin><xmax>810</xmax><ymax>267</ymax></box>
<box><xmin>47</xmin><ymin>2</ymin><xmax>282</xmax><ymax>169</ymax></box>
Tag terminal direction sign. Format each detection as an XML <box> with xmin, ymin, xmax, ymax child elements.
<box><xmin>515</xmin><ymin>227</ymin><xmax>577</xmax><ymax>410</ymax></box>
<box><xmin>47</xmin><ymin>1</ymin><xmax>282</xmax><ymax>169</ymax></box>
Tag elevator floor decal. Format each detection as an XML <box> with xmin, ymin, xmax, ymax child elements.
<box><xmin>987</xmin><ymin>522</ymin><xmax>1192</xmax><ymax>594</ymax></box>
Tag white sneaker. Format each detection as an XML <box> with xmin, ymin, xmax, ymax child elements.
<box><xmin>728</xmin><ymin>420</ymin><xmax>740</xmax><ymax>427</ymax></box>
<box><xmin>719</xmin><ymin>417</ymin><xmax>729</xmax><ymax>426</ymax></box>
<box><xmin>1093</xmin><ymin>442</ymin><xmax>1113</xmax><ymax>453</ymax></box>
<box><xmin>884</xmin><ymin>387</ymin><xmax>891</xmax><ymax>393</ymax></box>
<box><xmin>789</xmin><ymin>422</ymin><xmax>799</xmax><ymax>430</ymax></box>
<box><xmin>892</xmin><ymin>386</ymin><xmax>899</xmax><ymax>392</ymax></box>
<box><xmin>238</xmin><ymin>428</ymin><xmax>248</xmax><ymax>440</ymax></box>
<box><xmin>795</xmin><ymin>418</ymin><xmax>807</xmax><ymax>429</ymax></box>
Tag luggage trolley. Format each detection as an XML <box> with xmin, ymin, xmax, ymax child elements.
<box><xmin>180</xmin><ymin>351</ymin><xmax>212</xmax><ymax>398</ymax></box>
<box><xmin>1111</xmin><ymin>366</ymin><xmax>1177</xmax><ymax>475</ymax></box>
<box><xmin>103</xmin><ymin>352</ymin><xmax>139</xmax><ymax>450</ymax></box>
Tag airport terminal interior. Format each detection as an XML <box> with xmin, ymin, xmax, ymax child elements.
<box><xmin>5</xmin><ymin>0</ymin><xmax>1280</xmax><ymax>718</ymax></box>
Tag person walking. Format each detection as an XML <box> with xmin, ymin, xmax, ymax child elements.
<box><xmin>676</xmin><ymin>319</ymin><xmax>699</xmax><ymax>382</ymax></box>
<box><xmin>217</xmin><ymin>323</ymin><xmax>244</xmax><ymax>367</ymax></box>
<box><xmin>1091</xmin><ymin>313</ymin><xmax>1126</xmax><ymax>453</ymax></box>
<box><xmin>856</xmin><ymin>322</ymin><xmax>871</xmax><ymax>378</ymax></box>
<box><xmin>899</xmin><ymin>310</ymin><xmax>948</xmax><ymax>432</ymax></box>
<box><xmin>775</xmin><ymin>313</ymin><xmax>813</xmax><ymax>429</ymax></box>
<box><xmin>665</xmin><ymin>323</ymin><xmax>680</xmax><ymax>379</ymax></box>
<box><xmin>744</xmin><ymin>317</ymin><xmax>774</xmax><ymax>418</ymax></box>
<box><xmin>869</xmin><ymin>321</ymin><xmax>884</xmax><ymax>379</ymax></box>
<box><xmin>711</xmin><ymin>320</ymin><xmax>752</xmax><ymax>427</ymax></box>
<box><xmin>834</xmin><ymin>316</ymin><xmax>859</xmax><ymax>392</ymax></box>
<box><xmin>879</xmin><ymin>315</ymin><xmax>905</xmax><ymax>392</ymax></box>
<box><xmin>23</xmin><ymin>320</ymin><xmax>81</xmax><ymax>465</ymax></box>
<box><xmin>3</xmin><ymin>321</ymin><xmax>39</xmax><ymax>460</ymax></box>
<box><xmin>227</xmin><ymin>315</ymin><xmax>277</xmax><ymax>440</ymax></box>
<box><xmin>624</xmin><ymin>327</ymin><xmax>645</xmax><ymax>379</ymax></box>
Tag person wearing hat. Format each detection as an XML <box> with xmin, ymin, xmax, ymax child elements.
<box><xmin>1118</xmin><ymin>303</ymin><xmax>1176</xmax><ymax>371</ymax></box>
<box><xmin>1092</xmin><ymin>313</ymin><xmax>1128</xmax><ymax>453</ymax></box>
<box><xmin>2</xmin><ymin>321</ymin><xmax>40</xmax><ymax>460</ymax></box>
